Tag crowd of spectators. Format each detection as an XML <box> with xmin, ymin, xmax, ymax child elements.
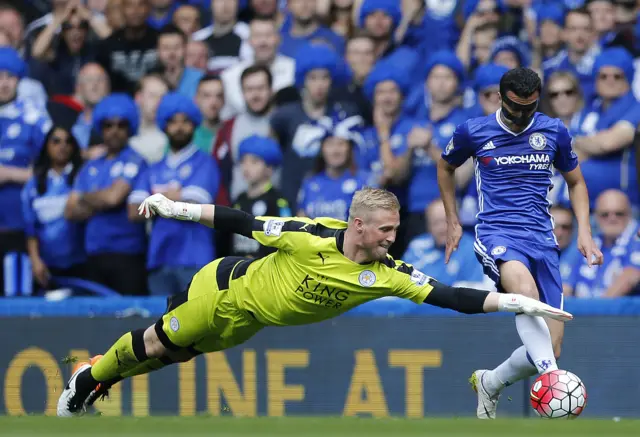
<box><xmin>0</xmin><ymin>0</ymin><xmax>639</xmax><ymax>298</ymax></box>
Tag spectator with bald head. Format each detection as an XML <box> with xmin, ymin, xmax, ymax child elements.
<box><xmin>564</xmin><ymin>189</ymin><xmax>640</xmax><ymax>298</ymax></box>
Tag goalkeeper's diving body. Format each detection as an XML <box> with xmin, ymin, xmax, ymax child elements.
<box><xmin>57</xmin><ymin>190</ymin><xmax>573</xmax><ymax>417</ymax></box>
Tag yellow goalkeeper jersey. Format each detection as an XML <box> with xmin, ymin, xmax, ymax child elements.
<box><xmin>204</xmin><ymin>216</ymin><xmax>435</xmax><ymax>326</ymax></box>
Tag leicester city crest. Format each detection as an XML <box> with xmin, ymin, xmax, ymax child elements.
<box><xmin>529</xmin><ymin>133</ymin><xmax>546</xmax><ymax>150</ymax></box>
<box><xmin>358</xmin><ymin>270</ymin><xmax>376</xmax><ymax>287</ymax></box>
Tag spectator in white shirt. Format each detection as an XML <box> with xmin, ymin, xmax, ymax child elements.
<box><xmin>220</xmin><ymin>17</ymin><xmax>294</xmax><ymax>119</ymax></box>
<box><xmin>130</xmin><ymin>73</ymin><xmax>169</xmax><ymax>163</ymax></box>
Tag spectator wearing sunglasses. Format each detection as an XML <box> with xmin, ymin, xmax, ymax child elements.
<box><xmin>30</xmin><ymin>1</ymin><xmax>110</xmax><ymax>95</ymax></box>
<box><xmin>21</xmin><ymin>126</ymin><xmax>86</xmax><ymax>292</ymax></box>
<box><xmin>539</xmin><ymin>71</ymin><xmax>585</xmax><ymax>207</ymax></box>
<box><xmin>566</xmin><ymin>48</ymin><xmax>640</xmax><ymax>208</ymax></box>
<box><xmin>563</xmin><ymin>189</ymin><xmax>640</xmax><ymax>298</ymax></box>
<box><xmin>541</xmin><ymin>71</ymin><xmax>584</xmax><ymax>128</ymax></box>
<box><xmin>65</xmin><ymin>94</ymin><xmax>148</xmax><ymax>295</ymax></box>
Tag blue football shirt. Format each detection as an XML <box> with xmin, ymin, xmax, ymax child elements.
<box><xmin>0</xmin><ymin>100</ymin><xmax>51</xmax><ymax>230</ymax></box>
<box><xmin>442</xmin><ymin>110</ymin><xmax>579</xmax><ymax>247</ymax></box>
<box><xmin>129</xmin><ymin>145</ymin><xmax>220</xmax><ymax>270</ymax></box>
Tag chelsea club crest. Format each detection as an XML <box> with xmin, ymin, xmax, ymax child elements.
<box><xmin>529</xmin><ymin>133</ymin><xmax>546</xmax><ymax>150</ymax></box>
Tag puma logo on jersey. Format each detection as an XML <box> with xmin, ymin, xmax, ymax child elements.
<box><xmin>481</xmin><ymin>141</ymin><xmax>496</xmax><ymax>150</ymax></box>
<box><xmin>317</xmin><ymin>252</ymin><xmax>328</xmax><ymax>264</ymax></box>
<box><xmin>299</xmin><ymin>223</ymin><xmax>311</xmax><ymax>231</ymax></box>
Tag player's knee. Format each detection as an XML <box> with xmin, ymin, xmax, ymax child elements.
<box><xmin>506</xmin><ymin>281</ymin><xmax>539</xmax><ymax>300</ymax></box>
<box><xmin>143</xmin><ymin>325</ymin><xmax>167</xmax><ymax>359</ymax></box>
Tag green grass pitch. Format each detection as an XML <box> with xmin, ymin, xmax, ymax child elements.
<box><xmin>1</xmin><ymin>416</ymin><xmax>639</xmax><ymax>437</ymax></box>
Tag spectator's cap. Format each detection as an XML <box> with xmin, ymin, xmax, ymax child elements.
<box><xmin>358</xmin><ymin>0</ymin><xmax>402</xmax><ymax>30</ymax></box>
<box><xmin>473</xmin><ymin>63</ymin><xmax>509</xmax><ymax>91</ymax></box>
<box><xmin>238</xmin><ymin>135</ymin><xmax>283</xmax><ymax>167</ymax></box>
<box><xmin>594</xmin><ymin>47</ymin><xmax>635</xmax><ymax>83</ymax></box>
<box><xmin>363</xmin><ymin>59</ymin><xmax>411</xmax><ymax>101</ymax></box>
<box><xmin>0</xmin><ymin>46</ymin><xmax>26</xmax><ymax>79</ymax></box>
<box><xmin>156</xmin><ymin>92</ymin><xmax>202</xmax><ymax>131</ymax></box>
<box><xmin>464</xmin><ymin>0</ymin><xmax>505</xmax><ymax>19</ymax></box>
<box><xmin>424</xmin><ymin>50</ymin><xmax>465</xmax><ymax>84</ymax></box>
<box><xmin>93</xmin><ymin>93</ymin><xmax>140</xmax><ymax>134</ymax></box>
<box><xmin>490</xmin><ymin>36</ymin><xmax>531</xmax><ymax>67</ymax></box>
<box><xmin>537</xmin><ymin>4</ymin><xmax>565</xmax><ymax>30</ymax></box>
<box><xmin>295</xmin><ymin>44</ymin><xmax>342</xmax><ymax>88</ymax></box>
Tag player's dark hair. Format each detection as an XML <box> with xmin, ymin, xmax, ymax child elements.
<box><xmin>564</xmin><ymin>7</ymin><xmax>592</xmax><ymax>27</ymax></box>
<box><xmin>500</xmin><ymin>68</ymin><xmax>541</xmax><ymax>100</ymax></box>
<box><xmin>158</xmin><ymin>23</ymin><xmax>188</xmax><ymax>44</ymax></box>
<box><xmin>241</xmin><ymin>64</ymin><xmax>273</xmax><ymax>88</ymax></box>
<box><xmin>34</xmin><ymin>126</ymin><xmax>83</xmax><ymax>196</ymax></box>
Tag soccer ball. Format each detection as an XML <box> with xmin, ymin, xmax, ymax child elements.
<box><xmin>530</xmin><ymin>370</ymin><xmax>587</xmax><ymax>419</ymax></box>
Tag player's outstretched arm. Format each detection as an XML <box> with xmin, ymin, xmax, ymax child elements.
<box><xmin>138</xmin><ymin>193</ymin><xmax>258</xmax><ymax>237</ymax></box>
<box><xmin>424</xmin><ymin>280</ymin><xmax>573</xmax><ymax>322</ymax></box>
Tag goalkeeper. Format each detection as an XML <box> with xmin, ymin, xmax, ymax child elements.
<box><xmin>58</xmin><ymin>187</ymin><xmax>572</xmax><ymax>417</ymax></box>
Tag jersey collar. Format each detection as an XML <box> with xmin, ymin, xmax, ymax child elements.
<box><xmin>495</xmin><ymin>109</ymin><xmax>536</xmax><ymax>136</ymax></box>
<box><xmin>166</xmin><ymin>143</ymin><xmax>198</xmax><ymax>169</ymax></box>
<box><xmin>335</xmin><ymin>229</ymin><xmax>345</xmax><ymax>254</ymax></box>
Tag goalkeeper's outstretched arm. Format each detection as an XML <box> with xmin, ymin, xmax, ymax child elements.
<box><xmin>138</xmin><ymin>193</ymin><xmax>258</xmax><ymax>237</ymax></box>
<box><xmin>422</xmin><ymin>280</ymin><xmax>573</xmax><ymax>322</ymax></box>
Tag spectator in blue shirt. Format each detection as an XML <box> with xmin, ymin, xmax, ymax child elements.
<box><xmin>569</xmin><ymin>47</ymin><xmax>640</xmax><ymax>207</ymax></box>
<box><xmin>297</xmin><ymin>125</ymin><xmax>368</xmax><ymax>222</ymax></box>
<box><xmin>65</xmin><ymin>93</ymin><xmax>148</xmax><ymax>295</ymax></box>
<box><xmin>401</xmin><ymin>51</ymin><xmax>469</xmax><ymax>241</ymax></box>
<box><xmin>270</xmin><ymin>43</ymin><xmax>361</xmax><ymax>211</ymax></box>
<box><xmin>359</xmin><ymin>57</ymin><xmax>413</xmax><ymax>191</ymax></box>
<box><xmin>153</xmin><ymin>24</ymin><xmax>203</xmax><ymax>100</ymax></box>
<box><xmin>22</xmin><ymin>125</ymin><xmax>85</xmax><ymax>292</ymax></box>
<box><xmin>403</xmin><ymin>198</ymin><xmax>487</xmax><ymax>288</ymax></box>
<box><xmin>564</xmin><ymin>189</ymin><xmax>640</xmax><ymax>298</ymax></box>
<box><xmin>129</xmin><ymin>92</ymin><xmax>220</xmax><ymax>296</ymax></box>
<box><xmin>0</xmin><ymin>46</ymin><xmax>51</xmax><ymax>296</ymax></box>
<box><xmin>543</xmin><ymin>8</ymin><xmax>600</xmax><ymax>101</ymax></box>
<box><xmin>279</xmin><ymin>0</ymin><xmax>345</xmax><ymax>58</ymax></box>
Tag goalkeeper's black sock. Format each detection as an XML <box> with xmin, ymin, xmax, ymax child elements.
<box><xmin>91</xmin><ymin>329</ymin><xmax>148</xmax><ymax>382</ymax></box>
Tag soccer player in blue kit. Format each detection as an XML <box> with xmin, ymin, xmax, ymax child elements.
<box><xmin>437</xmin><ymin>68</ymin><xmax>604</xmax><ymax>419</ymax></box>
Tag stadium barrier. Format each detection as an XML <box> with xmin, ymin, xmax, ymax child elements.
<box><xmin>0</xmin><ymin>297</ymin><xmax>638</xmax><ymax>418</ymax></box>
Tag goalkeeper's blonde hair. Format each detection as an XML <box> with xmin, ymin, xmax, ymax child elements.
<box><xmin>348</xmin><ymin>187</ymin><xmax>400</xmax><ymax>223</ymax></box>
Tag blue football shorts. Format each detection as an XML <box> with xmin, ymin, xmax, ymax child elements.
<box><xmin>473</xmin><ymin>234</ymin><xmax>564</xmax><ymax>310</ymax></box>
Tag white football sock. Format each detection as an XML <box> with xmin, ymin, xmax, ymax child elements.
<box><xmin>483</xmin><ymin>345</ymin><xmax>537</xmax><ymax>396</ymax></box>
<box><xmin>515</xmin><ymin>314</ymin><xmax>557</xmax><ymax>374</ymax></box>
